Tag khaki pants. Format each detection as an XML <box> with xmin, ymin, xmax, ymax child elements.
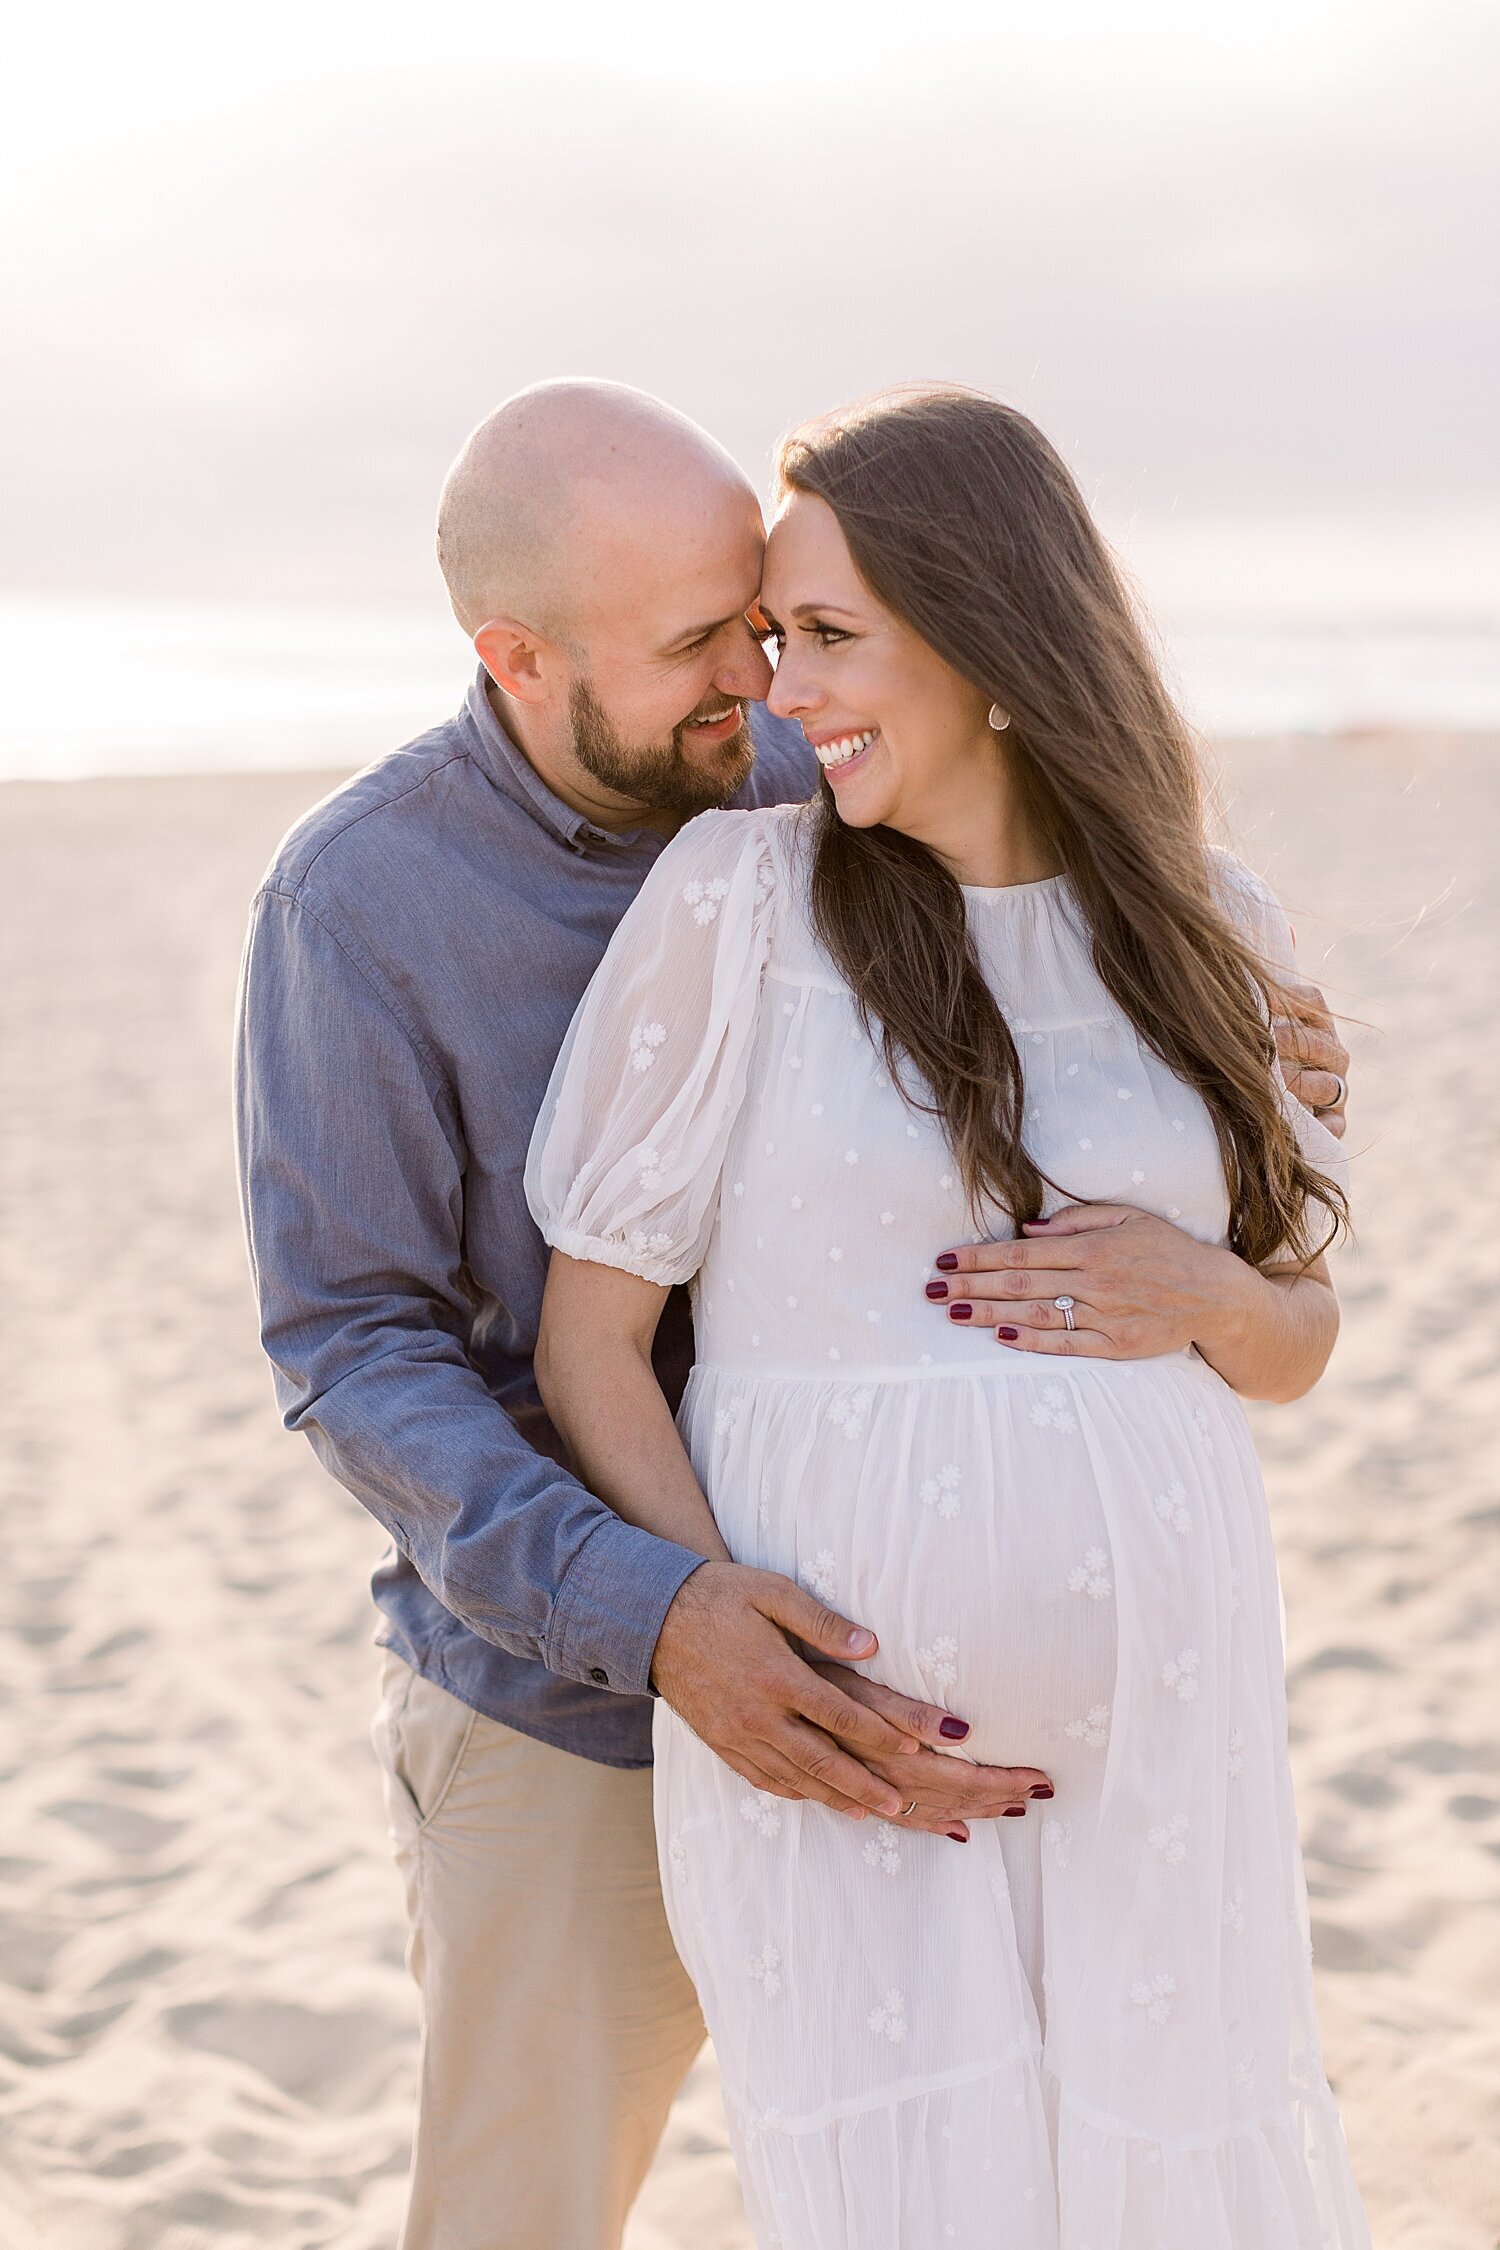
<box><xmin>372</xmin><ymin>1654</ymin><xmax>706</xmax><ymax>2250</ymax></box>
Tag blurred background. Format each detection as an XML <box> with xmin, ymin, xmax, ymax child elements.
<box><xmin>3</xmin><ymin>0</ymin><xmax>1499</xmax><ymax>774</ymax></box>
<box><xmin>2</xmin><ymin>6</ymin><xmax>1497</xmax><ymax>2249</ymax></box>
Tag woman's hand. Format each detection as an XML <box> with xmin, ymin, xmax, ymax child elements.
<box><xmin>651</xmin><ymin>1572</ymin><xmax>1054</xmax><ymax>1841</ymax></box>
<box><xmin>928</xmin><ymin>1203</ymin><xmax>1237</xmax><ymax>1359</ymax></box>
<box><xmin>927</xmin><ymin>1203</ymin><xmax>1338</xmax><ymax>1400</ymax></box>
<box><xmin>812</xmin><ymin>1663</ymin><xmax>1054</xmax><ymax>1838</ymax></box>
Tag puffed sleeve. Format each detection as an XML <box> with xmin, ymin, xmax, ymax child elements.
<box><xmin>1209</xmin><ymin>846</ymin><xmax>1350</xmax><ymax>1203</ymax></box>
<box><xmin>525</xmin><ymin>809</ymin><xmax>777</xmax><ymax>1287</ymax></box>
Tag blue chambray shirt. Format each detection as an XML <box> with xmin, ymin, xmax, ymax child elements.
<box><xmin>234</xmin><ymin>671</ymin><xmax>817</xmax><ymax>1768</ymax></box>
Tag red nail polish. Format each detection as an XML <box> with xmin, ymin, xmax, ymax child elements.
<box><xmin>1029</xmin><ymin>1785</ymin><xmax>1054</xmax><ymax>1800</ymax></box>
<box><xmin>1002</xmin><ymin>1804</ymin><xmax>1027</xmax><ymax>1818</ymax></box>
<box><xmin>939</xmin><ymin>1715</ymin><xmax>970</xmax><ymax>1740</ymax></box>
<box><xmin>1030</xmin><ymin>1214</ymin><xmax>1051</xmax><ymax>1225</ymax></box>
<box><xmin>936</xmin><ymin>1252</ymin><xmax>959</xmax><ymax>1272</ymax></box>
<box><xmin>925</xmin><ymin>1280</ymin><xmax>949</xmax><ymax>1300</ymax></box>
<box><xmin>947</xmin><ymin>1829</ymin><xmax>969</xmax><ymax>1843</ymax></box>
<box><xmin>949</xmin><ymin>1303</ymin><xmax>973</xmax><ymax>1321</ymax></box>
<box><xmin>997</xmin><ymin>1325</ymin><xmax>1019</xmax><ymax>1341</ymax></box>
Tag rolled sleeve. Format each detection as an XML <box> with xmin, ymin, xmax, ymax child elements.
<box><xmin>547</xmin><ymin>1515</ymin><xmax>707</xmax><ymax>1695</ymax></box>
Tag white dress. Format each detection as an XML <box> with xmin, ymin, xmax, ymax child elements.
<box><xmin>526</xmin><ymin>803</ymin><xmax>1370</xmax><ymax>2250</ymax></box>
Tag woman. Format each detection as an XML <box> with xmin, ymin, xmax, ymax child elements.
<box><xmin>524</xmin><ymin>387</ymin><xmax>1369</xmax><ymax>2247</ymax></box>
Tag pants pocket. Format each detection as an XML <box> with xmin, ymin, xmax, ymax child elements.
<box><xmin>372</xmin><ymin>1658</ymin><xmax>479</xmax><ymax>1833</ymax></box>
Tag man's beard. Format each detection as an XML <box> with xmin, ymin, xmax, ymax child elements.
<box><xmin>569</xmin><ymin>677</ymin><xmax>754</xmax><ymax>820</ymax></box>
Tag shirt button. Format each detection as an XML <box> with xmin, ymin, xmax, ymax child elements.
<box><xmin>589</xmin><ymin>1667</ymin><xmax>609</xmax><ymax>1686</ymax></box>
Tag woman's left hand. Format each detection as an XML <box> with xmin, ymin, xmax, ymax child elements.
<box><xmin>928</xmin><ymin>1204</ymin><xmax>1249</xmax><ymax>1360</ymax></box>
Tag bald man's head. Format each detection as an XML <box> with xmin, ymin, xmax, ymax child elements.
<box><xmin>436</xmin><ymin>378</ymin><xmax>756</xmax><ymax>640</ymax></box>
<box><xmin>434</xmin><ymin>380</ymin><xmax>774</xmax><ymax>829</ymax></box>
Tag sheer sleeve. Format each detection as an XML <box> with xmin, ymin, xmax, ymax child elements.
<box><xmin>525</xmin><ymin>810</ymin><xmax>777</xmax><ymax>1287</ymax></box>
<box><xmin>1209</xmin><ymin>847</ymin><xmax>1350</xmax><ymax>1204</ymax></box>
<box><xmin>1208</xmin><ymin>846</ymin><xmax>1302</xmax><ymax>982</ymax></box>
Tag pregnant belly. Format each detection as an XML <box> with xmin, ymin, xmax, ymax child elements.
<box><xmin>679</xmin><ymin>1355</ymin><xmax>1266</xmax><ymax>1770</ymax></box>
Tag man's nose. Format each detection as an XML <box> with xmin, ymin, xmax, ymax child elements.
<box><xmin>721</xmin><ymin>634</ymin><xmax>775</xmax><ymax>703</ymax></box>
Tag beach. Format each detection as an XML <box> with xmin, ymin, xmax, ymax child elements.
<box><xmin>0</xmin><ymin>735</ymin><xmax>1495</xmax><ymax>2249</ymax></box>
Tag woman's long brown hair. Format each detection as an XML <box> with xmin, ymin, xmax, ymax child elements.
<box><xmin>776</xmin><ymin>386</ymin><xmax>1346</xmax><ymax>1267</ymax></box>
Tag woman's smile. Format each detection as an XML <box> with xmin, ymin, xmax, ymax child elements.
<box><xmin>809</xmin><ymin>724</ymin><xmax>879</xmax><ymax>779</ymax></box>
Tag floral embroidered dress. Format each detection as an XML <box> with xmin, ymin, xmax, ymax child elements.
<box><xmin>525</xmin><ymin>804</ymin><xmax>1369</xmax><ymax>2250</ymax></box>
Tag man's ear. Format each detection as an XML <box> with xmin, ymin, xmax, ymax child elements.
<box><xmin>474</xmin><ymin>616</ymin><xmax>553</xmax><ymax>704</ymax></box>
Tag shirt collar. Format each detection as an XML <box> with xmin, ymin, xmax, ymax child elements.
<box><xmin>461</xmin><ymin>667</ymin><xmax>601</xmax><ymax>851</ymax></box>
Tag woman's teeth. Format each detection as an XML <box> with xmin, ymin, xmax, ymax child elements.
<box><xmin>814</xmin><ymin>728</ymin><xmax>876</xmax><ymax>769</ymax></box>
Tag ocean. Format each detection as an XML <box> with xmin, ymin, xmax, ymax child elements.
<box><xmin>3</xmin><ymin>596</ymin><xmax>1498</xmax><ymax>782</ymax></box>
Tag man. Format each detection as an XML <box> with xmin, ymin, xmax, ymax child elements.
<box><xmin>234</xmin><ymin>380</ymin><xmax>1349</xmax><ymax>2250</ymax></box>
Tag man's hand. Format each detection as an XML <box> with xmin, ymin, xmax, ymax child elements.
<box><xmin>813</xmin><ymin>1663</ymin><xmax>1053</xmax><ymax>1839</ymax></box>
<box><xmin>928</xmin><ymin>1203</ymin><xmax>1249</xmax><ymax>1360</ymax></box>
<box><xmin>651</xmin><ymin>1560</ymin><xmax>919</xmax><ymax>1823</ymax></box>
<box><xmin>1272</xmin><ymin>976</ymin><xmax>1349</xmax><ymax>1138</ymax></box>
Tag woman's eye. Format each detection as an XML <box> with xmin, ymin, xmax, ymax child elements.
<box><xmin>811</xmin><ymin>624</ymin><xmax>850</xmax><ymax>646</ymax></box>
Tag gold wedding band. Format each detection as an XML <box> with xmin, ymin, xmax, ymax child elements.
<box><xmin>898</xmin><ymin>1798</ymin><xmax>919</xmax><ymax>1819</ymax></box>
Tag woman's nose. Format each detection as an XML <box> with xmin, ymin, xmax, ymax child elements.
<box><xmin>766</xmin><ymin>648</ymin><xmax>811</xmax><ymax>721</ymax></box>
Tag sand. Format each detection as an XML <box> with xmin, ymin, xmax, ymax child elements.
<box><xmin>0</xmin><ymin>735</ymin><xmax>1495</xmax><ymax>2249</ymax></box>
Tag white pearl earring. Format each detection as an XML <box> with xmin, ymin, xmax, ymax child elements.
<box><xmin>988</xmin><ymin>704</ymin><xmax>1011</xmax><ymax>732</ymax></box>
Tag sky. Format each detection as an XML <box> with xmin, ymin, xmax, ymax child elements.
<box><xmin>3</xmin><ymin>0</ymin><xmax>1497</xmax><ymax>623</ymax></box>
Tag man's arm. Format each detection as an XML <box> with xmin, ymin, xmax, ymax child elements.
<box><xmin>233</xmin><ymin>885</ymin><xmax>701</xmax><ymax>1695</ymax></box>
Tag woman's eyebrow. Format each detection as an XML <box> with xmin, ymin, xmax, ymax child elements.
<box><xmin>789</xmin><ymin>601</ymin><xmax>859</xmax><ymax>621</ymax></box>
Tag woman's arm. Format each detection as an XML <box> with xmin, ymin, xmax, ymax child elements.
<box><xmin>926</xmin><ymin>1206</ymin><xmax>1339</xmax><ymax>1403</ymax></box>
<box><xmin>525</xmin><ymin>812</ymin><xmax>1056</xmax><ymax>1828</ymax></box>
<box><xmin>1188</xmin><ymin>1248</ymin><xmax>1338</xmax><ymax>1402</ymax></box>
<box><xmin>534</xmin><ymin>1252</ymin><xmax>733</xmax><ymax>1561</ymax></box>
<box><xmin>535</xmin><ymin>1251</ymin><xmax>908</xmax><ymax>1811</ymax></box>
<box><xmin>536</xmin><ymin>1249</ymin><xmax>1057</xmax><ymax>1830</ymax></box>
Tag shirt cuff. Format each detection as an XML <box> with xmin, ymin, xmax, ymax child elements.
<box><xmin>545</xmin><ymin>1512</ymin><xmax>707</xmax><ymax>1698</ymax></box>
